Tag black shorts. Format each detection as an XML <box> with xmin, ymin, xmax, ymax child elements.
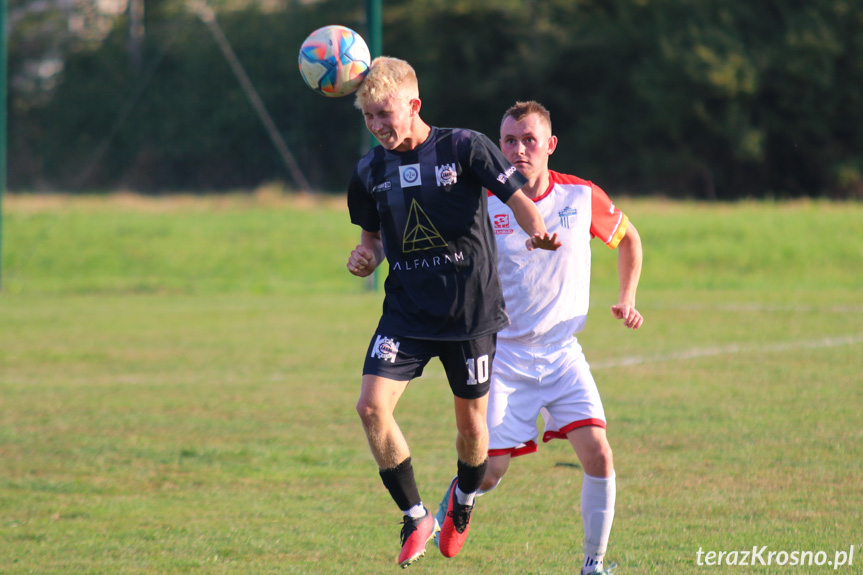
<box><xmin>362</xmin><ymin>332</ymin><xmax>497</xmax><ymax>400</ymax></box>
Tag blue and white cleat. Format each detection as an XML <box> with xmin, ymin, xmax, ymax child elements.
<box><xmin>432</xmin><ymin>475</ymin><xmax>454</xmax><ymax>548</ymax></box>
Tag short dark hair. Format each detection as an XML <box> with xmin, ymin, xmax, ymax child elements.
<box><xmin>500</xmin><ymin>100</ymin><xmax>552</xmax><ymax>132</ymax></box>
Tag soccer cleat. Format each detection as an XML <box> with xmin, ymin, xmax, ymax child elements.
<box><xmin>437</xmin><ymin>476</ymin><xmax>475</xmax><ymax>558</ymax></box>
<box><xmin>582</xmin><ymin>562</ymin><xmax>618</xmax><ymax>575</ymax></box>
<box><xmin>432</xmin><ymin>476</ymin><xmax>454</xmax><ymax>548</ymax></box>
<box><xmin>397</xmin><ymin>509</ymin><xmax>435</xmax><ymax>568</ymax></box>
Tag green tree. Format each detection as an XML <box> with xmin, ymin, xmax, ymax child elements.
<box><xmin>7</xmin><ymin>0</ymin><xmax>863</xmax><ymax>197</ymax></box>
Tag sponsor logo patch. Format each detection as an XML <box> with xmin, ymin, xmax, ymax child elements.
<box><xmin>492</xmin><ymin>213</ymin><xmax>514</xmax><ymax>235</ymax></box>
<box><xmin>392</xmin><ymin>251</ymin><xmax>464</xmax><ymax>271</ymax></box>
<box><xmin>372</xmin><ymin>181</ymin><xmax>392</xmax><ymax>194</ymax></box>
<box><xmin>399</xmin><ymin>164</ymin><xmax>422</xmax><ymax>188</ymax></box>
<box><xmin>403</xmin><ymin>199</ymin><xmax>447</xmax><ymax>252</ymax></box>
<box><xmin>496</xmin><ymin>165</ymin><xmax>517</xmax><ymax>184</ymax></box>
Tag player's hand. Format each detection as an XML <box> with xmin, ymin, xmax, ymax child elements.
<box><xmin>347</xmin><ymin>245</ymin><xmax>377</xmax><ymax>277</ymax></box>
<box><xmin>527</xmin><ymin>232</ymin><xmax>562</xmax><ymax>251</ymax></box>
<box><xmin>611</xmin><ymin>302</ymin><xmax>643</xmax><ymax>329</ymax></box>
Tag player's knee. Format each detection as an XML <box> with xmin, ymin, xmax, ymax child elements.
<box><xmin>480</xmin><ymin>474</ymin><xmax>502</xmax><ymax>493</ymax></box>
<box><xmin>356</xmin><ymin>397</ymin><xmax>383</xmax><ymax>428</ymax></box>
<box><xmin>599</xmin><ymin>443</ymin><xmax>614</xmax><ymax>470</ymax></box>
<box><xmin>583</xmin><ymin>442</ymin><xmax>614</xmax><ymax>477</ymax></box>
<box><xmin>481</xmin><ymin>468</ymin><xmax>505</xmax><ymax>491</ymax></box>
<box><xmin>479</xmin><ymin>455</ymin><xmax>508</xmax><ymax>491</ymax></box>
<box><xmin>456</xmin><ymin>419</ymin><xmax>487</xmax><ymax>443</ymax></box>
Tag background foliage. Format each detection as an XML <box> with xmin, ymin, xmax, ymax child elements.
<box><xmin>8</xmin><ymin>0</ymin><xmax>863</xmax><ymax>198</ymax></box>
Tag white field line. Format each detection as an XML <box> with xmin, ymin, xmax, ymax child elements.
<box><xmin>589</xmin><ymin>303</ymin><xmax>863</xmax><ymax>314</ymax></box>
<box><xmin>659</xmin><ymin>304</ymin><xmax>863</xmax><ymax>313</ymax></box>
<box><xmin>591</xmin><ymin>333</ymin><xmax>863</xmax><ymax>369</ymax></box>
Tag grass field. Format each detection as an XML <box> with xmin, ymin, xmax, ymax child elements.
<box><xmin>1</xmin><ymin>193</ymin><xmax>862</xmax><ymax>574</ymax></box>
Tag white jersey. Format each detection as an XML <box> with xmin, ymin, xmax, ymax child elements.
<box><xmin>488</xmin><ymin>170</ymin><xmax>628</xmax><ymax>345</ymax></box>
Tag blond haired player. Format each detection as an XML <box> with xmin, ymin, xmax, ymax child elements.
<box><xmin>346</xmin><ymin>61</ymin><xmax>561</xmax><ymax>568</ymax></box>
<box><xmin>435</xmin><ymin>100</ymin><xmax>643</xmax><ymax>575</ymax></box>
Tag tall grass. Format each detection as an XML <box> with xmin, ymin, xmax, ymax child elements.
<box><xmin>5</xmin><ymin>194</ymin><xmax>861</xmax><ymax>296</ymax></box>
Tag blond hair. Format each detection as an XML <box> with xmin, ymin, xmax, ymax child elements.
<box><xmin>354</xmin><ymin>57</ymin><xmax>420</xmax><ymax>109</ymax></box>
<box><xmin>501</xmin><ymin>100</ymin><xmax>552</xmax><ymax>132</ymax></box>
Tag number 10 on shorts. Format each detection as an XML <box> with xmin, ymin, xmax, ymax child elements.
<box><xmin>466</xmin><ymin>355</ymin><xmax>489</xmax><ymax>386</ymax></box>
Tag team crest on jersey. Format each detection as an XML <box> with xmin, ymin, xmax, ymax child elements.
<box><xmin>371</xmin><ymin>335</ymin><xmax>400</xmax><ymax>363</ymax></box>
<box><xmin>559</xmin><ymin>206</ymin><xmax>578</xmax><ymax>229</ymax></box>
<box><xmin>492</xmin><ymin>213</ymin><xmax>514</xmax><ymax>235</ymax></box>
<box><xmin>435</xmin><ymin>163</ymin><xmax>458</xmax><ymax>187</ymax></box>
<box><xmin>399</xmin><ymin>164</ymin><xmax>422</xmax><ymax>188</ymax></box>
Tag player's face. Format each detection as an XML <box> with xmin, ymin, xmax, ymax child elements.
<box><xmin>362</xmin><ymin>94</ymin><xmax>417</xmax><ymax>152</ymax></box>
<box><xmin>500</xmin><ymin>113</ymin><xmax>556</xmax><ymax>180</ymax></box>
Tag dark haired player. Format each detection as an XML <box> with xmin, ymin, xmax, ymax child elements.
<box><xmin>434</xmin><ymin>100</ymin><xmax>643</xmax><ymax>575</ymax></box>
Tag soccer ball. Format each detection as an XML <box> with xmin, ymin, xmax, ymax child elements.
<box><xmin>298</xmin><ymin>25</ymin><xmax>371</xmax><ymax>98</ymax></box>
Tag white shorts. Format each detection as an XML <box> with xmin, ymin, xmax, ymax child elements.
<box><xmin>487</xmin><ymin>337</ymin><xmax>606</xmax><ymax>458</ymax></box>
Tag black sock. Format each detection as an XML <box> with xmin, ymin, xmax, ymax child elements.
<box><xmin>379</xmin><ymin>457</ymin><xmax>422</xmax><ymax>512</ymax></box>
<box><xmin>456</xmin><ymin>458</ymin><xmax>488</xmax><ymax>495</ymax></box>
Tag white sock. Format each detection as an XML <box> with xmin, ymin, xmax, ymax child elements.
<box><xmin>403</xmin><ymin>504</ymin><xmax>426</xmax><ymax>519</ymax></box>
<box><xmin>581</xmin><ymin>472</ymin><xmax>616</xmax><ymax>573</ymax></box>
<box><xmin>454</xmin><ymin>485</ymin><xmax>476</xmax><ymax>507</ymax></box>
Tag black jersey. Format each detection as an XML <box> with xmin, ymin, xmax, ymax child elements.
<box><xmin>348</xmin><ymin>126</ymin><xmax>528</xmax><ymax>340</ymax></box>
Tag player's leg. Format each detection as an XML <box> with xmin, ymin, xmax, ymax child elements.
<box><xmin>436</xmin><ymin>335</ymin><xmax>495</xmax><ymax>558</ymax></box>
<box><xmin>480</xmin><ymin>453</ymin><xmax>510</xmax><ymax>492</ymax></box>
<box><xmin>433</xmin><ymin>452</ymin><xmax>508</xmax><ymax>551</ymax></box>
<box><xmin>482</xmin><ymin>337</ymin><xmax>543</xmax><ymax>493</ymax></box>
<box><xmin>357</xmin><ymin>334</ymin><xmax>435</xmax><ymax>568</ymax></box>
<box><xmin>541</xmin><ymin>339</ymin><xmax>616</xmax><ymax>575</ymax></box>
<box><xmin>356</xmin><ymin>373</ymin><xmax>411</xmax><ymax>470</ymax></box>
<box><xmin>567</xmin><ymin>425</ymin><xmax>616</xmax><ymax>575</ymax></box>
<box><xmin>453</xmin><ymin>392</ymin><xmax>490</xmax><ymax>495</ymax></box>
<box><xmin>567</xmin><ymin>424</ymin><xmax>614</xmax><ymax>478</ymax></box>
<box><xmin>357</xmin><ymin>373</ymin><xmax>434</xmax><ymax>567</ymax></box>
<box><xmin>436</xmin><ymin>388</ymin><xmax>489</xmax><ymax>558</ymax></box>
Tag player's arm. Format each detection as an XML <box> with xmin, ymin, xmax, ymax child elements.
<box><xmin>505</xmin><ymin>190</ymin><xmax>562</xmax><ymax>251</ymax></box>
<box><xmin>611</xmin><ymin>222</ymin><xmax>644</xmax><ymax>329</ymax></box>
<box><xmin>347</xmin><ymin>229</ymin><xmax>384</xmax><ymax>277</ymax></box>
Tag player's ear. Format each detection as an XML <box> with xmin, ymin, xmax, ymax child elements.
<box><xmin>547</xmin><ymin>135</ymin><xmax>558</xmax><ymax>155</ymax></box>
<box><xmin>410</xmin><ymin>98</ymin><xmax>422</xmax><ymax>116</ymax></box>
